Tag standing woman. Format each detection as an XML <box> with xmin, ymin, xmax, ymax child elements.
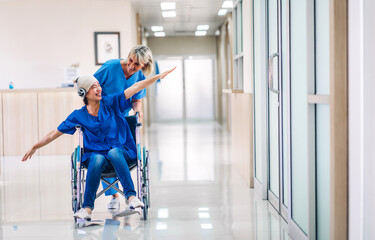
<box><xmin>93</xmin><ymin>45</ymin><xmax>154</xmax><ymax>210</ymax></box>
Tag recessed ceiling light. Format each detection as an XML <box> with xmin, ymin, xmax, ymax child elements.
<box><xmin>197</xmin><ymin>25</ymin><xmax>209</xmax><ymax>31</ymax></box>
<box><xmin>215</xmin><ymin>30</ymin><xmax>220</xmax><ymax>36</ymax></box>
<box><xmin>195</xmin><ymin>31</ymin><xmax>207</xmax><ymax>36</ymax></box>
<box><xmin>160</xmin><ymin>2</ymin><xmax>176</xmax><ymax>10</ymax></box>
<box><xmin>218</xmin><ymin>9</ymin><xmax>228</xmax><ymax>16</ymax></box>
<box><xmin>151</xmin><ymin>26</ymin><xmax>164</xmax><ymax>32</ymax></box>
<box><xmin>162</xmin><ymin>10</ymin><xmax>176</xmax><ymax>18</ymax></box>
<box><xmin>154</xmin><ymin>32</ymin><xmax>166</xmax><ymax>37</ymax></box>
<box><xmin>222</xmin><ymin>0</ymin><xmax>233</xmax><ymax>8</ymax></box>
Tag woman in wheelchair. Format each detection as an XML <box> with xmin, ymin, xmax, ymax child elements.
<box><xmin>22</xmin><ymin>67</ymin><xmax>175</xmax><ymax>220</ymax></box>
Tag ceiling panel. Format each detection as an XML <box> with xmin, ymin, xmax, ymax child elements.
<box><xmin>130</xmin><ymin>0</ymin><xmax>230</xmax><ymax>37</ymax></box>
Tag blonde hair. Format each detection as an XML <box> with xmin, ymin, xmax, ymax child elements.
<box><xmin>126</xmin><ymin>45</ymin><xmax>154</xmax><ymax>76</ymax></box>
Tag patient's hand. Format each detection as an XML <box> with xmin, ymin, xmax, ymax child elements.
<box><xmin>22</xmin><ymin>147</ymin><xmax>36</xmax><ymax>162</ymax></box>
<box><xmin>160</xmin><ymin>66</ymin><xmax>176</xmax><ymax>79</ymax></box>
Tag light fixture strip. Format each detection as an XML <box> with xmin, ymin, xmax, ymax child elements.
<box><xmin>160</xmin><ymin>2</ymin><xmax>176</xmax><ymax>10</ymax></box>
<box><xmin>222</xmin><ymin>0</ymin><xmax>233</xmax><ymax>9</ymax></box>
<box><xmin>218</xmin><ymin>9</ymin><xmax>228</xmax><ymax>16</ymax></box>
<box><xmin>197</xmin><ymin>25</ymin><xmax>210</xmax><ymax>31</ymax></box>
<box><xmin>162</xmin><ymin>10</ymin><xmax>176</xmax><ymax>18</ymax></box>
<box><xmin>195</xmin><ymin>30</ymin><xmax>207</xmax><ymax>36</ymax></box>
<box><xmin>151</xmin><ymin>26</ymin><xmax>164</xmax><ymax>32</ymax></box>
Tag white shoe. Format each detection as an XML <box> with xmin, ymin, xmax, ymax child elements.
<box><xmin>74</xmin><ymin>208</ymin><xmax>91</xmax><ymax>220</ymax></box>
<box><xmin>129</xmin><ymin>197</ymin><xmax>144</xmax><ymax>209</ymax></box>
<box><xmin>107</xmin><ymin>197</ymin><xmax>120</xmax><ymax>209</ymax></box>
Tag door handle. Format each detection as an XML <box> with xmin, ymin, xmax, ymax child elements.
<box><xmin>268</xmin><ymin>53</ymin><xmax>279</xmax><ymax>94</ymax></box>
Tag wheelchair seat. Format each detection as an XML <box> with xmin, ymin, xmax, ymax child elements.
<box><xmin>101</xmin><ymin>161</ymin><xmax>137</xmax><ymax>178</ymax></box>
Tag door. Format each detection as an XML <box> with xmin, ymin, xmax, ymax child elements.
<box><xmin>155</xmin><ymin>57</ymin><xmax>214</xmax><ymax>121</ymax></box>
<box><xmin>184</xmin><ymin>58</ymin><xmax>214</xmax><ymax>120</ymax></box>
<box><xmin>255</xmin><ymin>0</ymin><xmax>330</xmax><ymax>238</ymax></box>
<box><xmin>267</xmin><ymin>0</ymin><xmax>280</xmax><ymax>213</ymax></box>
<box><xmin>155</xmin><ymin>58</ymin><xmax>184</xmax><ymax>121</ymax></box>
<box><xmin>267</xmin><ymin>0</ymin><xmax>289</xmax><ymax>219</ymax></box>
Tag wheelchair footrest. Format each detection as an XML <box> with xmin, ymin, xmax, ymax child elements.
<box><xmin>75</xmin><ymin>219</ymin><xmax>104</xmax><ymax>228</ymax></box>
<box><xmin>113</xmin><ymin>209</ymin><xmax>140</xmax><ymax>217</ymax></box>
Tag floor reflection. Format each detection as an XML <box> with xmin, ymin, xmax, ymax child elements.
<box><xmin>0</xmin><ymin>121</ymin><xmax>291</xmax><ymax>239</ymax></box>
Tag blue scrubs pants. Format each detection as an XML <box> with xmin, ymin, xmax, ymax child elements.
<box><xmin>82</xmin><ymin>148</ymin><xmax>137</xmax><ymax>210</ymax></box>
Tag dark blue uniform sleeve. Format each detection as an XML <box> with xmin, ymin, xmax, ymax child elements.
<box><xmin>104</xmin><ymin>92</ymin><xmax>132</xmax><ymax>114</ymax></box>
<box><xmin>57</xmin><ymin>110</ymin><xmax>79</xmax><ymax>135</ymax></box>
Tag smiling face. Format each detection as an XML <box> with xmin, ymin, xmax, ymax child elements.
<box><xmin>124</xmin><ymin>54</ymin><xmax>145</xmax><ymax>77</ymax></box>
<box><xmin>85</xmin><ymin>81</ymin><xmax>102</xmax><ymax>102</ymax></box>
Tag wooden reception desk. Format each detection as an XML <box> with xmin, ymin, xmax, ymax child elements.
<box><xmin>0</xmin><ymin>88</ymin><xmax>83</xmax><ymax>156</ymax></box>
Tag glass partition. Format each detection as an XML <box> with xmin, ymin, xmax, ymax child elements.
<box><xmin>290</xmin><ymin>0</ymin><xmax>309</xmax><ymax>234</ymax></box>
<box><xmin>315</xmin><ymin>0</ymin><xmax>330</xmax><ymax>238</ymax></box>
<box><xmin>253</xmin><ymin>0</ymin><xmax>263</xmax><ymax>182</ymax></box>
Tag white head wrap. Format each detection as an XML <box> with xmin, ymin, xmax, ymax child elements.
<box><xmin>74</xmin><ymin>75</ymin><xmax>97</xmax><ymax>97</ymax></box>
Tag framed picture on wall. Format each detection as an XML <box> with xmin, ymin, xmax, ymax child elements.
<box><xmin>94</xmin><ymin>32</ymin><xmax>121</xmax><ymax>65</ymax></box>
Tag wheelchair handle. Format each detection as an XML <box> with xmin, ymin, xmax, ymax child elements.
<box><xmin>135</xmin><ymin>112</ymin><xmax>142</xmax><ymax>126</ymax></box>
<box><xmin>75</xmin><ymin>125</ymin><xmax>83</xmax><ymax>149</ymax></box>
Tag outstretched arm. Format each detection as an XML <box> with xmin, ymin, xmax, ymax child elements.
<box><xmin>124</xmin><ymin>67</ymin><xmax>176</xmax><ymax>100</ymax></box>
<box><xmin>22</xmin><ymin>129</ymin><xmax>64</xmax><ymax>161</ymax></box>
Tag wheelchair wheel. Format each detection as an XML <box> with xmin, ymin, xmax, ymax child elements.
<box><xmin>142</xmin><ymin>196</ymin><xmax>148</xmax><ymax>220</ymax></box>
<box><xmin>72</xmin><ymin>198</ymin><xmax>78</xmax><ymax>213</ymax></box>
<box><xmin>146</xmin><ymin>151</ymin><xmax>151</xmax><ymax>209</ymax></box>
<box><xmin>71</xmin><ymin>147</ymin><xmax>83</xmax><ymax>214</ymax></box>
<box><xmin>142</xmin><ymin>148</ymin><xmax>151</xmax><ymax>209</ymax></box>
<box><xmin>71</xmin><ymin>150</ymin><xmax>78</xmax><ymax>212</ymax></box>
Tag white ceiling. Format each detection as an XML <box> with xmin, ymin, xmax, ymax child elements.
<box><xmin>130</xmin><ymin>0</ymin><xmax>231</xmax><ymax>37</ymax></box>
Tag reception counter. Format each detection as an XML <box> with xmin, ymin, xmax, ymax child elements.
<box><xmin>0</xmin><ymin>88</ymin><xmax>83</xmax><ymax>156</ymax></box>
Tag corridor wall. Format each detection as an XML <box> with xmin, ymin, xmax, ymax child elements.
<box><xmin>0</xmin><ymin>0</ymin><xmax>137</xmax><ymax>89</ymax></box>
<box><xmin>0</xmin><ymin>89</ymin><xmax>82</xmax><ymax>156</ymax></box>
<box><xmin>229</xmin><ymin>0</ymin><xmax>254</xmax><ymax>187</ymax></box>
<box><xmin>0</xmin><ymin>94</ymin><xmax>2</xmax><ymax>156</ymax></box>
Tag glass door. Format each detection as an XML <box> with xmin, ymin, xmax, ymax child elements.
<box><xmin>267</xmin><ymin>0</ymin><xmax>281</xmax><ymax>213</ymax></box>
<box><xmin>184</xmin><ymin>58</ymin><xmax>214</xmax><ymax>120</ymax></box>
<box><xmin>255</xmin><ymin>0</ymin><xmax>330</xmax><ymax>238</ymax></box>
<box><xmin>155</xmin><ymin>57</ymin><xmax>214</xmax><ymax>121</ymax></box>
<box><xmin>156</xmin><ymin>58</ymin><xmax>184</xmax><ymax>121</ymax></box>
<box><xmin>266</xmin><ymin>0</ymin><xmax>289</xmax><ymax>220</ymax></box>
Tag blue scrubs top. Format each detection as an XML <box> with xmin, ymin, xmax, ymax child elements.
<box><xmin>57</xmin><ymin>92</ymin><xmax>137</xmax><ymax>162</ymax></box>
<box><xmin>94</xmin><ymin>59</ymin><xmax>146</xmax><ymax>115</ymax></box>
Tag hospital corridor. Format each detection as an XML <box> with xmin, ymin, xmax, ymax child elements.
<box><xmin>0</xmin><ymin>0</ymin><xmax>375</xmax><ymax>239</ymax></box>
<box><xmin>0</xmin><ymin>122</ymin><xmax>289</xmax><ymax>239</ymax></box>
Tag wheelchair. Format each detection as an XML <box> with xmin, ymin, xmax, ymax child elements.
<box><xmin>70</xmin><ymin>113</ymin><xmax>150</xmax><ymax>222</ymax></box>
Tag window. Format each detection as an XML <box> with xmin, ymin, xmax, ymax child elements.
<box><xmin>233</xmin><ymin>0</ymin><xmax>243</xmax><ymax>90</ymax></box>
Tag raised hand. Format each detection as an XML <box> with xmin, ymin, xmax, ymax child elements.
<box><xmin>159</xmin><ymin>66</ymin><xmax>176</xmax><ymax>79</ymax></box>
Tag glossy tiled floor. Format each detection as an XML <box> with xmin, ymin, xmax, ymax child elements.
<box><xmin>0</xmin><ymin>121</ymin><xmax>291</xmax><ymax>240</ymax></box>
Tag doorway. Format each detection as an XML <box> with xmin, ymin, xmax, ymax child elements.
<box><xmin>154</xmin><ymin>56</ymin><xmax>215</xmax><ymax>122</ymax></box>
